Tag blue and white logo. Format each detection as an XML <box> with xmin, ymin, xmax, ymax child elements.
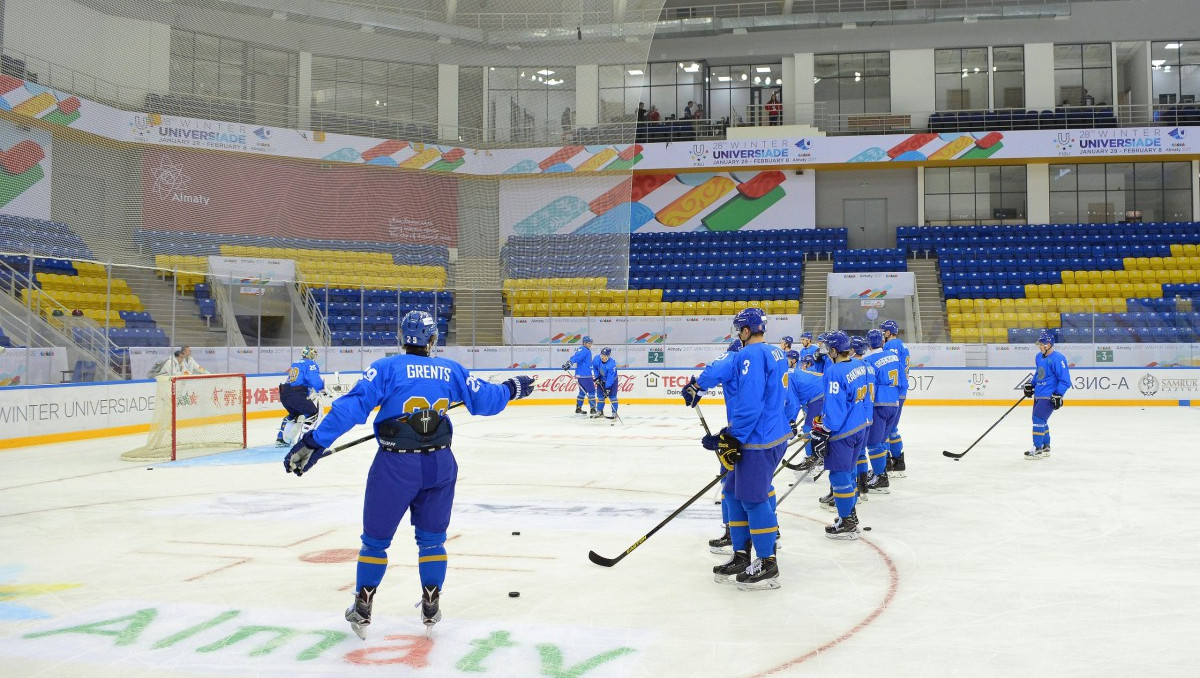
<box><xmin>253</xmin><ymin>127</ymin><xmax>271</xmax><ymax>141</ymax></box>
<box><xmin>1168</xmin><ymin>128</ymin><xmax>1186</xmax><ymax>141</ymax></box>
<box><xmin>795</xmin><ymin>139</ymin><xmax>812</xmax><ymax>151</ymax></box>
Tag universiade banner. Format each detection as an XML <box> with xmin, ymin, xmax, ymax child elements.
<box><xmin>504</xmin><ymin>315</ymin><xmax>803</xmax><ymax>346</ymax></box>
<box><xmin>827</xmin><ymin>272</ymin><xmax>916</xmax><ymax>298</ymax></box>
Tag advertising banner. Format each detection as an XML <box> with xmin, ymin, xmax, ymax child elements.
<box><xmin>988</xmin><ymin>342</ymin><xmax>1200</xmax><ymax>368</ymax></box>
<box><xmin>504</xmin><ymin>314</ymin><xmax>799</xmax><ymax>345</ymax></box>
<box><xmin>827</xmin><ymin>272</ymin><xmax>916</xmax><ymax>298</ymax></box>
<box><xmin>906</xmin><ymin>343</ymin><xmax>967</xmax><ymax>368</ymax></box>
<box><xmin>499</xmin><ymin>171</ymin><xmax>815</xmax><ymax>239</ymax></box>
<box><xmin>206</xmin><ymin>257</ymin><xmax>296</xmax><ymax>286</ymax></box>
<box><xmin>0</xmin><ymin>347</ymin><xmax>67</xmax><ymax>386</ymax></box>
<box><xmin>0</xmin><ymin>118</ymin><xmax>52</xmax><ymax>219</ymax></box>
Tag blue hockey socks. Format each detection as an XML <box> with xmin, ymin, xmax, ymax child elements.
<box><xmin>415</xmin><ymin>529</ymin><xmax>448</xmax><ymax>590</ymax></box>
<box><xmin>356</xmin><ymin>534</ymin><xmax>391</xmax><ymax>590</ymax></box>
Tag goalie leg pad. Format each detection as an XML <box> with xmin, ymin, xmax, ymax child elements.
<box><xmin>356</xmin><ymin>534</ymin><xmax>393</xmax><ymax>590</ymax></box>
<box><xmin>415</xmin><ymin>529</ymin><xmax>448</xmax><ymax>590</ymax></box>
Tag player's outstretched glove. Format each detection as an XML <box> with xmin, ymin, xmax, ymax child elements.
<box><xmin>1022</xmin><ymin>382</ymin><xmax>1035</xmax><ymax>398</ymax></box>
<box><xmin>284</xmin><ymin>431</ymin><xmax>328</xmax><ymax>477</ymax></box>
<box><xmin>561</xmin><ymin>361</ymin><xmax>572</xmax><ymax>371</ymax></box>
<box><xmin>715</xmin><ymin>428</ymin><xmax>742</xmax><ymax>471</ymax></box>
<box><xmin>681</xmin><ymin>376</ymin><xmax>703</xmax><ymax>407</ymax></box>
<box><xmin>1051</xmin><ymin>394</ymin><xmax>1063</xmax><ymax>410</ymax></box>
<box><xmin>701</xmin><ymin>433</ymin><xmax>719</xmax><ymax>451</ymax></box>
<box><xmin>504</xmin><ymin>375</ymin><xmax>535</xmax><ymax>401</ymax></box>
<box><xmin>809</xmin><ymin>416</ymin><xmax>831</xmax><ymax>460</ymax></box>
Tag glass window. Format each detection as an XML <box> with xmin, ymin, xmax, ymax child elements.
<box><xmin>1049</xmin><ymin>162</ymin><xmax>1193</xmax><ymax>223</ymax></box>
<box><xmin>925</xmin><ymin>166</ymin><xmax>1027</xmax><ymax>225</ymax></box>
<box><xmin>1054</xmin><ymin>42</ymin><xmax>1112</xmax><ymax>106</ymax></box>
<box><xmin>815</xmin><ymin>51</ymin><xmax>891</xmax><ymax>129</ymax></box>
<box><xmin>488</xmin><ymin>65</ymin><xmax>575</xmax><ymax>143</ymax></box>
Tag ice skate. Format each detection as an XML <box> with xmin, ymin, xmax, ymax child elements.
<box><xmin>866</xmin><ymin>473</ymin><xmax>890</xmax><ymax>494</ymax></box>
<box><xmin>419</xmin><ymin>585</ymin><xmax>441</xmax><ymax>633</ymax></box>
<box><xmin>792</xmin><ymin>455</ymin><xmax>823</xmax><ymax>480</ymax></box>
<box><xmin>344</xmin><ymin>585</ymin><xmax>375</xmax><ymax>640</ymax></box>
<box><xmin>857</xmin><ymin>473</ymin><xmax>870</xmax><ymax>500</ymax></box>
<box><xmin>590</xmin><ymin>409</ymin><xmax>605</xmax><ymax>419</ymax></box>
<box><xmin>605</xmin><ymin>413</ymin><xmax>616</xmax><ymax>420</ymax></box>
<box><xmin>1024</xmin><ymin>445</ymin><xmax>1051</xmax><ymax>460</ymax></box>
<box><xmin>712</xmin><ymin>549</ymin><xmax>750</xmax><ymax>583</ymax></box>
<box><xmin>588</xmin><ymin>406</ymin><xmax>598</xmax><ymax>417</ymax></box>
<box><xmin>574</xmin><ymin>406</ymin><xmax>586</xmax><ymax>415</ymax></box>
<box><xmin>889</xmin><ymin>454</ymin><xmax>906</xmax><ymax>477</ymax></box>
<box><xmin>736</xmin><ymin>556</ymin><xmax>780</xmax><ymax>591</ymax></box>
<box><xmin>275</xmin><ymin>437</ymin><xmax>288</xmax><ymax>447</ymax></box>
<box><xmin>818</xmin><ymin>490</ymin><xmax>836</xmax><ymax>512</ymax></box>
<box><xmin>708</xmin><ymin>525</ymin><xmax>732</xmax><ymax>554</ymax></box>
<box><xmin>825</xmin><ymin>512</ymin><xmax>860</xmax><ymax>540</ymax></box>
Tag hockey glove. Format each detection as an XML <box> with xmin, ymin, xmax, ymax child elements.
<box><xmin>1051</xmin><ymin>394</ymin><xmax>1063</xmax><ymax>410</ymax></box>
<box><xmin>701</xmin><ymin>433</ymin><xmax>719</xmax><ymax>451</ymax></box>
<box><xmin>1022</xmin><ymin>382</ymin><xmax>1034</xmax><ymax>398</ymax></box>
<box><xmin>594</xmin><ymin>380</ymin><xmax>607</xmax><ymax>399</ymax></box>
<box><xmin>681</xmin><ymin>376</ymin><xmax>704</xmax><ymax>407</ymax></box>
<box><xmin>504</xmin><ymin>375</ymin><xmax>535</xmax><ymax>401</ymax></box>
<box><xmin>284</xmin><ymin>431</ymin><xmax>328</xmax><ymax>477</ymax></box>
<box><xmin>790</xmin><ymin>420</ymin><xmax>799</xmax><ymax>437</ymax></box>
<box><xmin>715</xmin><ymin>429</ymin><xmax>742</xmax><ymax>471</ymax></box>
<box><xmin>809</xmin><ymin>417</ymin><xmax>831</xmax><ymax>460</ymax></box>
<box><xmin>561</xmin><ymin>361</ymin><xmax>572</xmax><ymax>372</ymax></box>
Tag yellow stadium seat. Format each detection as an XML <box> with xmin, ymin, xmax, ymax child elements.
<box><xmin>999</xmin><ymin>298</ymin><xmax>1016</xmax><ymax>312</ymax></box>
<box><xmin>1171</xmin><ymin>244</ymin><xmax>1184</xmax><ymax>257</ymax></box>
<box><xmin>1149</xmin><ymin>257</ymin><xmax>1165</xmax><ymax>270</ymax></box>
<box><xmin>945</xmin><ymin>298</ymin><xmax>961</xmax><ymax>313</ymax></box>
<box><xmin>987</xmin><ymin>328</ymin><xmax>1008</xmax><ymax>343</ymax></box>
<box><xmin>1024</xmin><ymin>284</ymin><xmax>1040</xmax><ymax>298</ymax></box>
<box><xmin>1100</xmin><ymin>270</ymin><xmax>1116</xmax><ymax>283</ymax></box>
<box><xmin>784</xmin><ymin>300</ymin><xmax>799</xmax><ymax>314</ymax></box>
<box><xmin>1112</xmin><ymin>270</ymin><xmax>1128</xmax><ymax>283</ymax></box>
<box><xmin>961</xmin><ymin>311</ymin><xmax>978</xmax><ymax>327</ymax></box>
<box><xmin>1122</xmin><ymin>257</ymin><xmax>1137</xmax><ymax>271</ymax></box>
<box><xmin>987</xmin><ymin>312</ymin><xmax>1005</xmax><ymax>328</ymax></box>
<box><xmin>1184</xmin><ymin>244</ymin><xmax>1198</xmax><ymax>257</ymax></box>
<box><xmin>1045</xmin><ymin>313</ymin><xmax>1061</xmax><ymax>328</ymax></box>
<box><xmin>1016</xmin><ymin>312</ymin><xmax>1033</xmax><ymax>328</ymax></box>
<box><xmin>949</xmin><ymin>327</ymin><xmax>966</xmax><ymax>343</ymax></box>
<box><xmin>1077</xmin><ymin>283</ymin><xmax>1095</xmax><ymax>297</ymax></box>
<box><xmin>1060</xmin><ymin>271</ymin><xmax>1075</xmax><ymax>284</ymax></box>
<box><xmin>1087</xmin><ymin>270</ymin><xmax>1103</xmax><ymax>284</ymax></box>
<box><xmin>962</xmin><ymin>327</ymin><xmax>981</xmax><ymax>343</ymax></box>
<box><xmin>1003</xmin><ymin>311</ymin><xmax>1019</xmax><ymax>327</ymax></box>
<box><xmin>721</xmin><ymin>301</ymin><xmax>737</xmax><ymax>315</ymax></box>
<box><xmin>1135</xmin><ymin>257</ymin><xmax>1151</xmax><ymax>270</ymax></box>
<box><xmin>985</xmin><ymin>299</ymin><xmax>1002</xmax><ymax>312</ymax></box>
<box><xmin>948</xmin><ymin>312</ymin><xmax>963</xmax><ymax>328</ymax></box>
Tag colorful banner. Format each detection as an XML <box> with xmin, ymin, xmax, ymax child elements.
<box><xmin>827</xmin><ymin>272</ymin><xmax>916</xmax><ymax>298</ymax></box>
<box><xmin>0</xmin><ymin>118</ymin><xmax>51</xmax><ymax>218</ymax></box>
<box><xmin>3</xmin><ymin>76</ymin><xmax>1195</xmax><ymax>178</ymax></box>
<box><xmin>141</xmin><ymin>147</ymin><xmax>458</xmax><ymax>245</ymax></box>
<box><xmin>499</xmin><ymin>171</ymin><xmax>815</xmax><ymax>238</ymax></box>
<box><xmin>0</xmin><ymin>347</ymin><xmax>67</xmax><ymax>386</ymax></box>
<box><xmin>503</xmin><ymin>314</ymin><xmax>801</xmax><ymax>346</ymax></box>
<box><xmin>987</xmin><ymin>342</ymin><xmax>1200</xmax><ymax>368</ymax></box>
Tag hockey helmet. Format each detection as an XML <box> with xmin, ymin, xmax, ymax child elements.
<box><xmin>785</xmin><ymin>349</ymin><xmax>800</xmax><ymax>364</ymax></box>
<box><xmin>732</xmin><ymin>307</ymin><xmax>767</xmax><ymax>334</ymax></box>
<box><xmin>582</xmin><ymin>335</ymin><xmax>593</xmax><ymax>345</ymax></box>
<box><xmin>800</xmin><ymin>331</ymin><xmax>813</xmax><ymax>340</ymax></box>
<box><xmin>781</xmin><ymin>335</ymin><xmax>794</xmax><ymax>346</ymax></box>
<box><xmin>880</xmin><ymin>319</ymin><xmax>900</xmax><ymax>336</ymax></box>
<box><xmin>401</xmin><ymin>310</ymin><xmax>438</xmax><ymax>347</ymax></box>
<box><xmin>726</xmin><ymin>338</ymin><xmax>743</xmax><ymax>353</ymax></box>
<box><xmin>825</xmin><ymin>330</ymin><xmax>852</xmax><ymax>354</ymax></box>
<box><xmin>1037</xmin><ymin>330</ymin><xmax>1056</xmax><ymax>346</ymax></box>
<box><xmin>850</xmin><ymin>335</ymin><xmax>867</xmax><ymax>355</ymax></box>
<box><xmin>867</xmin><ymin>329</ymin><xmax>885</xmax><ymax>349</ymax></box>
<box><xmin>301</xmin><ymin>345</ymin><xmax>318</xmax><ymax>360</ymax></box>
<box><xmin>600</xmin><ymin>347</ymin><xmax>612</xmax><ymax>357</ymax></box>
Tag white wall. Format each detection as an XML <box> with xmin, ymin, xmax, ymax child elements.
<box><xmin>1025</xmin><ymin>43</ymin><xmax>1056</xmax><ymax>110</ymax></box>
<box><xmin>891</xmin><ymin>50</ymin><xmax>934</xmax><ymax>127</ymax></box>
<box><xmin>575</xmin><ymin>64</ymin><xmax>599</xmax><ymax>127</ymax></box>
<box><xmin>1027</xmin><ymin>163</ymin><xmax>1050</xmax><ymax>223</ymax></box>
<box><xmin>439</xmin><ymin>63</ymin><xmax>460</xmax><ymax>138</ymax></box>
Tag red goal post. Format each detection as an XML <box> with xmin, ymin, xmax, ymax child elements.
<box><xmin>121</xmin><ymin>373</ymin><xmax>248</xmax><ymax>462</ymax></box>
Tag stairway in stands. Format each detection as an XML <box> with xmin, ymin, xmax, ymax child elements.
<box><xmin>120</xmin><ymin>267</ymin><xmax>224</xmax><ymax>349</ymax></box>
<box><xmin>910</xmin><ymin>258</ymin><xmax>948</xmax><ymax>342</ymax></box>
<box><xmin>801</xmin><ymin>259</ymin><xmax>832</xmax><ymax>334</ymax></box>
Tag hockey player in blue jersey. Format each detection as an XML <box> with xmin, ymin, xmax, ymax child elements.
<box><xmin>1023</xmin><ymin>331</ymin><xmax>1070</xmax><ymax>460</ymax></box>
<box><xmin>881</xmin><ymin>319</ymin><xmax>910</xmax><ymax>476</ymax></box>
<box><xmin>784</xmin><ymin>349</ymin><xmax>825</xmax><ymax>476</ymax></box>
<box><xmin>682</xmin><ymin>308</ymin><xmax>791</xmax><ymax>590</ymax></box>
<box><xmin>705</xmin><ymin>337</ymin><xmax>745</xmax><ymax>556</ymax></box>
<box><xmin>863</xmin><ymin>329</ymin><xmax>901</xmax><ymax>493</ymax></box>
<box><xmin>810</xmin><ymin>330</ymin><xmax>872</xmax><ymax>539</ymax></box>
<box><xmin>563</xmin><ymin>336</ymin><xmax>597</xmax><ymax>415</ymax></box>
<box><xmin>848</xmin><ymin>335</ymin><xmax>875</xmax><ymax>498</ymax></box>
<box><xmin>276</xmin><ymin>346</ymin><xmax>327</xmax><ymax>446</ymax></box>
<box><xmin>284</xmin><ymin>310</ymin><xmax>535</xmax><ymax>637</ymax></box>
<box><xmin>797</xmin><ymin>332</ymin><xmax>818</xmax><ymax>367</ymax></box>
<box><xmin>779</xmin><ymin>335</ymin><xmax>794</xmax><ymax>352</ymax></box>
<box><xmin>803</xmin><ymin>333</ymin><xmax>830</xmax><ymax>374</ymax></box>
<box><xmin>592</xmin><ymin>347</ymin><xmax>619</xmax><ymax>420</ymax></box>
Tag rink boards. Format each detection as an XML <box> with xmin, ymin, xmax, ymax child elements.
<box><xmin>1</xmin><ymin>367</ymin><xmax>1197</xmax><ymax>449</ymax></box>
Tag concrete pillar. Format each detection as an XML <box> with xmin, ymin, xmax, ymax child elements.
<box><xmin>1025</xmin><ymin>43</ymin><xmax>1056</xmax><ymax>110</ymax></box>
<box><xmin>1027</xmin><ymin>163</ymin><xmax>1050</xmax><ymax>224</ymax></box>
<box><xmin>439</xmin><ymin>63</ymin><xmax>458</xmax><ymax>140</ymax></box>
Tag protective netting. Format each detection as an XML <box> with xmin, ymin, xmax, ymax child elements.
<box><xmin>0</xmin><ymin>0</ymin><xmax>670</xmax><ymax>360</ymax></box>
<box><xmin>121</xmin><ymin>373</ymin><xmax>246</xmax><ymax>461</ymax></box>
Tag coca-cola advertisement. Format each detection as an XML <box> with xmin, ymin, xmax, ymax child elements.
<box><xmin>142</xmin><ymin>147</ymin><xmax>458</xmax><ymax>245</ymax></box>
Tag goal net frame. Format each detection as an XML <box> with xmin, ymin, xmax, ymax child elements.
<box><xmin>121</xmin><ymin>373</ymin><xmax>248</xmax><ymax>462</ymax></box>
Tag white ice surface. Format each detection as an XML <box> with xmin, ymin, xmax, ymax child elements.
<box><xmin>1</xmin><ymin>403</ymin><xmax>1197</xmax><ymax>677</ymax></box>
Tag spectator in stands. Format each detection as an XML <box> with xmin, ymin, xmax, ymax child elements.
<box><xmin>766</xmin><ymin>92</ymin><xmax>783</xmax><ymax>126</ymax></box>
<box><xmin>648</xmin><ymin>105</ymin><xmax>661</xmax><ymax>122</ymax></box>
<box><xmin>1081</xmin><ymin>88</ymin><xmax>1095</xmax><ymax>106</ymax></box>
<box><xmin>684</xmin><ymin>101</ymin><xmax>695</xmax><ymax>119</ymax></box>
<box><xmin>561</xmin><ymin>107</ymin><xmax>573</xmax><ymax>141</ymax></box>
<box><xmin>160</xmin><ymin>345</ymin><xmax>207</xmax><ymax>376</ymax></box>
<box><xmin>636</xmin><ymin>102</ymin><xmax>647</xmax><ymax>123</ymax></box>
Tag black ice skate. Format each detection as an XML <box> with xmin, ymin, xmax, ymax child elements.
<box><xmin>575</xmin><ymin>406</ymin><xmax>586</xmax><ymax>415</ymax></box>
<box><xmin>419</xmin><ymin>585</ymin><xmax>442</xmax><ymax>631</ymax></box>
<box><xmin>589</xmin><ymin>406</ymin><xmax>598</xmax><ymax>417</ymax></box>
<box><xmin>735</xmin><ymin>556</ymin><xmax>780</xmax><ymax>591</ymax></box>
<box><xmin>712</xmin><ymin>548</ymin><xmax>751</xmax><ymax>583</ymax></box>
<box><xmin>818</xmin><ymin>490</ymin><xmax>836</xmax><ymax>512</ymax></box>
<box><xmin>1024</xmin><ymin>446</ymin><xmax>1051</xmax><ymax>460</ymax></box>
<box><xmin>889</xmin><ymin>454</ymin><xmax>906</xmax><ymax>477</ymax></box>
<box><xmin>590</xmin><ymin>409</ymin><xmax>605</xmax><ymax>419</ymax></box>
<box><xmin>825</xmin><ymin>512</ymin><xmax>860</xmax><ymax>540</ymax></box>
<box><xmin>345</xmin><ymin>585</ymin><xmax>376</xmax><ymax>640</ymax></box>
<box><xmin>857</xmin><ymin>473</ymin><xmax>870</xmax><ymax>500</ymax></box>
<box><xmin>708</xmin><ymin>525</ymin><xmax>732</xmax><ymax>554</ymax></box>
<box><xmin>866</xmin><ymin>473</ymin><xmax>890</xmax><ymax>494</ymax></box>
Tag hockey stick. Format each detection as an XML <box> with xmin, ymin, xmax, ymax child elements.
<box><xmin>589</xmin><ymin>469</ymin><xmax>728</xmax><ymax>568</ymax></box>
<box><xmin>942</xmin><ymin>393</ymin><xmax>1027</xmax><ymax>460</ymax></box>
<box><xmin>323</xmin><ymin>402</ymin><xmax>465</xmax><ymax>457</ymax></box>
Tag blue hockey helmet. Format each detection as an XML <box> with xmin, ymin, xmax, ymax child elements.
<box><xmin>582</xmin><ymin>335</ymin><xmax>593</xmax><ymax>345</ymax></box>
<box><xmin>727</xmin><ymin>338</ymin><xmax>743</xmax><ymax>352</ymax></box>
<box><xmin>867</xmin><ymin>329</ymin><xmax>885</xmax><ymax>349</ymax></box>
<box><xmin>401</xmin><ymin>310</ymin><xmax>438</xmax><ymax>347</ymax></box>
<box><xmin>881</xmin><ymin>319</ymin><xmax>900</xmax><ymax>336</ymax></box>
<box><xmin>600</xmin><ymin>347</ymin><xmax>612</xmax><ymax>357</ymax></box>
<box><xmin>850</xmin><ymin>335</ymin><xmax>867</xmax><ymax>355</ymax></box>
<box><xmin>785</xmin><ymin>349</ymin><xmax>800</xmax><ymax>363</ymax></box>
<box><xmin>781</xmin><ymin>335</ymin><xmax>794</xmax><ymax>346</ymax></box>
<box><xmin>800</xmin><ymin>331</ymin><xmax>813</xmax><ymax>341</ymax></box>
<box><xmin>301</xmin><ymin>345</ymin><xmax>318</xmax><ymax>360</ymax></box>
<box><xmin>825</xmin><ymin>330</ymin><xmax>852</xmax><ymax>354</ymax></box>
<box><xmin>1037</xmin><ymin>330</ymin><xmax>1056</xmax><ymax>346</ymax></box>
<box><xmin>732</xmin><ymin>307</ymin><xmax>767</xmax><ymax>334</ymax></box>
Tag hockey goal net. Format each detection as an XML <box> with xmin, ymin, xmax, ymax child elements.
<box><xmin>122</xmin><ymin>373</ymin><xmax>247</xmax><ymax>461</ymax></box>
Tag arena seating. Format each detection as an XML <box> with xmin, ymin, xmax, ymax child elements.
<box><xmin>833</xmin><ymin>248</ymin><xmax>906</xmax><ymax>272</ymax></box>
<box><xmin>906</xmin><ymin>222</ymin><xmax>1200</xmax><ymax>343</ymax></box>
<box><xmin>316</xmin><ymin>289</ymin><xmax>452</xmax><ymax>346</ymax></box>
<box><xmin>137</xmin><ymin>229</ymin><xmax>450</xmax><ymax>268</ymax></box>
<box><xmin>0</xmin><ymin>215</ymin><xmax>94</xmax><ymax>260</ymax></box>
<box><xmin>928</xmin><ymin>107</ymin><xmax>1118</xmax><ymax>133</ymax></box>
<box><xmin>0</xmin><ymin>324</ymin><xmax>14</xmax><ymax>348</ymax></box>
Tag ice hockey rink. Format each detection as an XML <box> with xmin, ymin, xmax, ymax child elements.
<box><xmin>1</xmin><ymin>402</ymin><xmax>1197</xmax><ymax>678</ymax></box>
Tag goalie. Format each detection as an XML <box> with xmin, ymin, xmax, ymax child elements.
<box><xmin>276</xmin><ymin>346</ymin><xmax>332</xmax><ymax>447</ymax></box>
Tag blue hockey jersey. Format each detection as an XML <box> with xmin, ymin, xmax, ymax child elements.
<box><xmin>696</xmin><ymin>341</ymin><xmax>790</xmax><ymax>449</ymax></box>
<box><xmin>282</xmin><ymin>358</ymin><xmax>325</xmax><ymax>393</ymax></box>
<box><xmin>864</xmin><ymin>349</ymin><xmax>902</xmax><ymax>407</ymax></box>
<box><xmin>592</xmin><ymin>355</ymin><xmax>618</xmax><ymax>390</ymax></box>
<box><xmin>785</xmin><ymin>366</ymin><xmax>825</xmax><ymax>423</ymax></box>
<box><xmin>883</xmin><ymin>337</ymin><xmax>910</xmax><ymax>397</ymax></box>
<box><xmin>822</xmin><ymin>358</ymin><xmax>872</xmax><ymax>440</ymax></box>
<box><xmin>1034</xmin><ymin>350</ymin><xmax>1071</xmax><ymax>398</ymax></box>
<box><xmin>567</xmin><ymin>345</ymin><xmax>594</xmax><ymax>378</ymax></box>
<box><xmin>308</xmin><ymin>353</ymin><xmax>512</xmax><ymax>449</ymax></box>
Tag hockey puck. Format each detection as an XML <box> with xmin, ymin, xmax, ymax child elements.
<box><xmin>512</xmin><ymin>531</ymin><xmax>520</xmax><ymax>536</ymax></box>
<box><xmin>508</xmin><ymin>591</ymin><xmax>520</xmax><ymax>598</ymax></box>
<box><xmin>863</xmin><ymin>526</ymin><xmax>873</xmax><ymax>531</ymax></box>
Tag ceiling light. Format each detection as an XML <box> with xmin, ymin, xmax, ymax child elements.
<box><xmin>628</xmin><ymin>69</ymin><xmax>644</xmax><ymax>75</ymax></box>
<box><xmin>1152</xmin><ymin>59</ymin><xmax>1166</xmax><ymax>66</ymax></box>
<box><xmin>1165</xmin><ymin>43</ymin><xmax>1181</xmax><ymax>49</ymax></box>
<box><xmin>717</xmin><ymin>76</ymin><xmax>731</xmax><ymax>82</ymax></box>
<box><xmin>684</xmin><ymin>63</ymin><xmax>700</xmax><ymax>73</ymax></box>
<box><xmin>755</xmin><ymin>66</ymin><xmax>772</xmax><ymax>73</ymax></box>
<box><xmin>813</xmin><ymin>77</ymin><xmax>821</xmax><ymax>84</ymax></box>
<box><xmin>753</xmin><ymin>76</ymin><xmax>761</xmax><ymax>84</ymax></box>
<box><xmin>973</xmin><ymin>67</ymin><xmax>980</xmax><ymax>73</ymax></box>
<box><xmin>536</xmin><ymin>69</ymin><xmax>554</xmax><ymax>76</ymax></box>
<box><xmin>740</xmin><ymin>73</ymin><xmax>748</xmax><ymax>81</ymax></box>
